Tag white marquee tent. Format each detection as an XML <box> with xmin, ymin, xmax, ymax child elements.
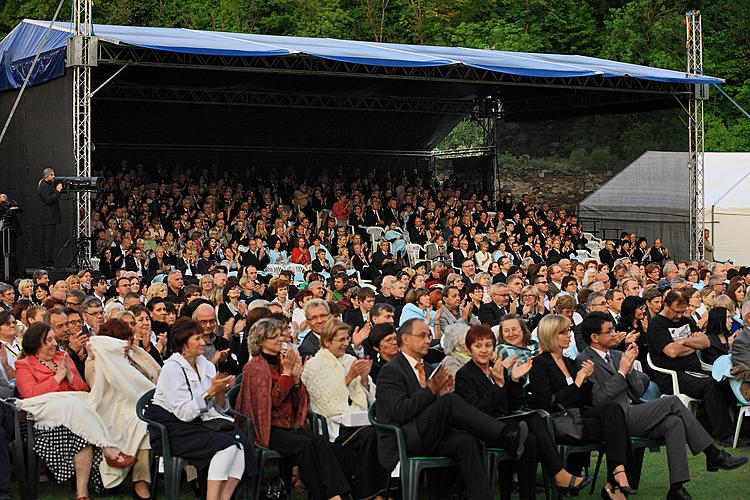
<box><xmin>578</xmin><ymin>151</ymin><xmax>750</xmax><ymax>264</ymax></box>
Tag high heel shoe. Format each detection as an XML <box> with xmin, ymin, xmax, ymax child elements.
<box><xmin>601</xmin><ymin>484</ymin><xmax>626</xmax><ymax>499</ymax></box>
<box><xmin>613</xmin><ymin>470</ymin><xmax>637</xmax><ymax>495</ymax></box>
<box><xmin>557</xmin><ymin>475</ymin><xmax>592</xmax><ymax>496</ymax></box>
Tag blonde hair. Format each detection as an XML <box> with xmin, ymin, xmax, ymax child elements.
<box><xmin>713</xmin><ymin>294</ymin><xmax>736</xmax><ymax>315</ymax></box>
<box><xmin>537</xmin><ymin>314</ymin><xmax>571</xmax><ymax>354</ymax></box>
<box><xmin>320</xmin><ymin>317</ymin><xmax>351</xmax><ymax>348</ymax></box>
<box><xmin>146</xmin><ymin>282</ymin><xmax>168</xmax><ymax>301</ymax></box>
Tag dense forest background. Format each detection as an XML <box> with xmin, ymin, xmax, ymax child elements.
<box><xmin>1</xmin><ymin>0</ymin><xmax>748</xmax><ymax>176</ymax></box>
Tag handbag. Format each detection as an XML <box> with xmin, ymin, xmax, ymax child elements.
<box><xmin>550</xmin><ymin>403</ymin><xmax>584</xmax><ymax>443</ymax></box>
<box><xmin>200</xmin><ymin>418</ymin><xmax>235</xmax><ymax>432</ymax></box>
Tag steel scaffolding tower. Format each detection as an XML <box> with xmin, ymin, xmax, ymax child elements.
<box><xmin>69</xmin><ymin>0</ymin><xmax>95</xmax><ymax>268</ymax></box>
<box><xmin>686</xmin><ymin>10</ymin><xmax>706</xmax><ymax>261</ymax></box>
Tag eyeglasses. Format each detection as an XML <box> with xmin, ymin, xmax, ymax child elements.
<box><xmin>198</xmin><ymin>319</ymin><xmax>217</xmax><ymax>327</ymax></box>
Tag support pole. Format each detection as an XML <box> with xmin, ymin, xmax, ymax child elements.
<box><xmin>686</xmin><ymin>10</ymin><xmax>706</xmax><ymax>261</ymax></box>
<box><xmin>70</xmin><ymin>0</ymin><xmax>95</xmax><ymax>269</ymax></box>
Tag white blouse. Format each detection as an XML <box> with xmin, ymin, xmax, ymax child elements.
<box><xmin>152</xmin><ymin>352</ymin><xmax>229</xmax><ymax>422</ymax></box>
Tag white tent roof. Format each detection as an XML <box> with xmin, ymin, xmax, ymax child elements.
<box><xmin>580</xmin><ymin>151</ymin><xmax>750</xmax><ymax>212</ymax></box>
<box><xmin>704</xmin><ymin>152</ymin><xmax>750</xmax><ymax>209</ymax></box>
<box><xmin>579</xmin><ymin>151</ymin><xmax>750</xmax><ymax>262</ymax></box>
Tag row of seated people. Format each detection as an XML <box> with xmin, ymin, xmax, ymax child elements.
<box><xmin>5</xmin><ymin>290</ymin><xmax>748</xmax><ymax>500</ymax></box>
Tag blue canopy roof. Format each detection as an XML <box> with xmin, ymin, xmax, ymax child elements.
<box><xmin>0</xmin><ymin>18</ymin><xmax>724</xmax><ymax>91</ymax></box>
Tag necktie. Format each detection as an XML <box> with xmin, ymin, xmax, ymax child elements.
<box><xmin>605</xmin><ymin>353</ymin><xmax>616</xmax><ymax>371</ymax></box>
<box><xmin>416</xmin><ymin>361</ymin><xmax>427</xmax><ymax>388</ymax></box>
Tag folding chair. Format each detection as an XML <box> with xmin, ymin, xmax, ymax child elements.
<box><xmin>368</xmin><ymin>405</ymin><xmax>457</xmax><ymax>500</ymax></box>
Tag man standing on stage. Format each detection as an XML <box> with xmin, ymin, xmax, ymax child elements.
<box><xmin>37</xmin><ymin>168</ymin><xmax>62</xmax><ymax>267</ymax></box>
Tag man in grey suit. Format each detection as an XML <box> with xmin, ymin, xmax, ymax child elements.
<box><xmin>577</xmin><ymin>312</ymin><xmax>747</xmax><ymax>500</ymax></box>
<box><xmin>731</xmin><ymin>301</ymin><xmax>750</xmax><ymax>368</ymax></box>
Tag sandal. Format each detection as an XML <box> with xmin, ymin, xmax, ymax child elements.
<box><xmin>105</xmin><ymin>451</ymin><xmax>137</xmax><ymax>469</ymax></box>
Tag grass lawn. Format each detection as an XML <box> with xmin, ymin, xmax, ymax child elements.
<box><xmin>18</xmin><ymin>445</ymin><xmax>750</xmax><ymax>499</ymax></box>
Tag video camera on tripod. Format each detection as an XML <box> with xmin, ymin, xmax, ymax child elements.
<box><xmin>55</xmin><ymin>176</ymin><xmax>103</xmax><ymax>193</ymax></box>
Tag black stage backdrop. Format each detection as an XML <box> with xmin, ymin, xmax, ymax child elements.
<box><xmin>0</xmin><ymin>74</ymin><xmax>75</xmax><ymax>273</ymax></box>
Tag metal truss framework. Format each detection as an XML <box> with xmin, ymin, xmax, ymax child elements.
<box><xmin>686</xmin><ymin>11</ymin><xmax>705</xmax><ymax>261</ymax></box>
<box><xmin>71</xmin><ymin>0</ymin><xmax>93</xmax><ymax>268</ymax></box>
<box><xmin>94</xmin><ymin>84</ymin><xmax>474</xmax><ymax>115</ymax></box>
<box><xmin>97</xmin><ymin>43</ymin><xmax>691</xmax><ymax>96</ymax></box>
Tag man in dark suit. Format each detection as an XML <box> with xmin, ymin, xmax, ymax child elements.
<box><xmin>375</xmin><ymin>318</ymin><xmax>527</xmax><ymax>500</ymax></box>
<box><xmin>124</xmin><ymin>248</ymin><xmax>148</xmax><ymax>277</ymax></box>
<box><xmin>37</xmin><ymin>168</ymin><xmax>62</xmax><ymax>266</ymax></box>
<box><xmin>577</xmin><ymin>313</ymin><xmax>747</xmax><ymax>500</ymax></box>
<box><xmin>298</xmin><ymin>298</ymin><xmax>331</xmax><ymax>359</ymax></box>
<box><xmin>240</xmin><ymin>239</ymin><xmax>270</xmax><ymax>270</ymax></box>
<box><xmin>478</xmin><ymin>283</ymin><xmax>509</xmax><ymax>327</ymax></box>
<box><xmin>193</xmin><ymin>302</ymin><xmax>244</xmax><ymax>374</ymax></box>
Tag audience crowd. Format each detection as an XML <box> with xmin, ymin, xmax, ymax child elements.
<box><xmin>0</xmin><ymin>162</ymin><xmax>748</xmax><ymax>500</ymax></box>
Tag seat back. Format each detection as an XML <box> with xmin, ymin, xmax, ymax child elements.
<box><xmin>135</xmin><ymin>388</ymin><xmax>174</xmax><ymax>459</ymax></box>
<box><xmin>406</xmin><ymin>244</ymin><xmax>424</xmax><ymax>268</ymax></box>
<box><xmin>368</xmin><ymin>405</ymin><xmax>408</xmax><ymax>466</ymax></box>
<box><xmin>710</xmin><ymin>354</ymin><xmax>732</xmax><ymax>382</ymax></box>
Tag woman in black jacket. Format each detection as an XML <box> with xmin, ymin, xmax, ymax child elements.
<box><xmin>702</xmin><ymin>306</ymin><xmax>732</xmax><ymax>365</ymax></box>
<box><xmin>528</xmin><ymin>315</ymin><xmax>634</xmax><ymax>499</ymax></box>
<box><xmin>455</xmin><ymin>324</ymin><xmax>590</xmax><ymax>499</ymax></box>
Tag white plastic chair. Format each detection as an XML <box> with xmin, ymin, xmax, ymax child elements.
<box><xmin>265</xmin><ymin>264</ymin><xmax>284</xmax><ymax>277</ymax></box>
<box><xmin>575</xmin><ymin>250</ymin><xmax>592</xmax><ymax>262</ymax></box>
<box><xmin>406</xmin><ymin>243</ymin><xmax>429</xmax><ymax>269</ymax></box>
<box><xmin>646</xmin><ymin>353</ymin><xmax>700</xmax><ymax>414</ymax></box>
<box><xmin>366</xmin><ymin>226</ymin><xmax>385</xmax><ymax>250</ymax></box>
<box><xmin>583</xmin><ymin>232</ymin><xmax>601</xmax><ymax>244</ymax></box>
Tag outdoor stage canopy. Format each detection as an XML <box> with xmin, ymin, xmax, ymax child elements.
<box><xmin>0</xmin><ymin>19</ymin><xmax>723</xmax><ymax>271</ymax></box>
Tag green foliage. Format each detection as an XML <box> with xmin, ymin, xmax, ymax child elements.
<box><xmin>1</xmin><ymin>0</ymin><xmax>748</xmax><ymax>161</ymax></box>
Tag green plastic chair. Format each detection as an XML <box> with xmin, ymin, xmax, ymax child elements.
<box><xmin>135</xmin><ymin>388</ymin><xmax>186</xmax><ymax>500</ymax></box>
<box><xmin>1</xmin><ymin>398</ymin><xmax>35</xmax><ymax>499</ymax></box>
<box><xmin>543</xmin><ymin>414</ymin><xmax>603</xmax><ymax>499</ymax></box>
<box><xmin>367</xmin><ymin>405</ymin><xmax>457</xmax><ymax>500</ymax></box>
<box><xmin>226</xmin><ymin>383</ymin><xmax>289</xmax><ymax>500</ymax></box>
<box><xmin>485</xmin><ymin>447</ymin><xmax>513</xmax><ymax>499</ymax></box>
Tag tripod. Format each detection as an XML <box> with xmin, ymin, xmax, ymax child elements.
<box><xmin>51</xmin><ymin>227</ymin><xmax>91</xmax><ymax>270</ymax></box>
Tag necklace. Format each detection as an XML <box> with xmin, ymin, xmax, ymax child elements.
<box><xmin>38</xmin><ymin>357</ymin><xmax>58</xmax><ymax>372</ymax></box>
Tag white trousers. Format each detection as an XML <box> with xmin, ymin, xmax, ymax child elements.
<box><xmin>207</xmin><ymin>444</ymin><xmax>245</xmax><ymax>481</ymax></box>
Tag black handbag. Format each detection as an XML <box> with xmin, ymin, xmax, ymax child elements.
<box><xmin>550</xmin><ymin>404</ymin><xmax>584</xmax><ymax>443</ymax></box>
<box><xmin>200</xmin><ymin>418</ymin><xmax>235</xmax><ymax>432</ymax></box>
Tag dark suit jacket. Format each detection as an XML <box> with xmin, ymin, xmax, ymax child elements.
<box><xmin>175</xmin><ymin>258</ymin><xmax>198</xmax><ymax>277</ymax></box>
<box><xmin>527</xmin><ymin>351</ymin><xmax>592</xmax><ymax>412</ymax></box>
<box><xmin>454</xmin><ymin>359</ymin><xmax>522</xmax><ymax>417</ymax></box>
<box><xmin>575</xmin><ymin>347</ymin><xmax>649</xmax><ymax>410</ymax></box>
<box><xmin>37</xmin><ymin>180</ymin><xmax>61</xmax><ymax>225</ymax></box>
<box><xmin>298</xmin><ymin>331</ymin><xmax>321</xmax><ymax>359</ymax></box>
<box><xmin>214</xmin><ymin>334</ymin><xmax>243</xmax><ymax>375</ymax></box>
<box><xmin>374</xmin><ymin>352</ymin><xmax>437</xmax><ymax>470</ymax></box>
<box><xmin>241</xmin><ymin>249</ymin><xmax>270</xmax><ymax>270</ymax></box>
<box><xmin>342</xmin><ymin>308</ymin><xmax>367</xmax><ymax>330</ymax></box>
<box><xmin>124</xmin><ymin>256</ymin><xmax>147</xmax><ymax>274</ymax></box>
<box><xmin>478</xmin><ymin>301</ymin><xmax>507</xmax><ymax>327</ymax></box>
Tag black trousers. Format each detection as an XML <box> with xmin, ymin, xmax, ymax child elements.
<box><xmin>335</xmin><ymin>426</ymin><xmax>389</xmax><ymax>500</ymax></box>
<box><xmin>580</xmin><ymin>402</ymin><xmax>630</xmax><ymax>483</ymax></box>
<box><xmin>268</xmin><ymin>427</ymin><xmax>350</xmax><ymax>500</ymax></box>
<box><xmin>40</xmin><ymin>224</ymin><xmax>56</xmax><ymax>265</ymax></box>
<box><xmin>656</xmin><ymin>371</ymin><xmax>734</xmax><ymax>440</ymax></box>
<box><xmin>498</xmin><ymin>413</ymin><xmax>564</xmax><ymax>500</ymax></box>
<box><xmin>414</xmin><ymin>393</ymin><xmax>506</xmax><ymax>500</ymax></box>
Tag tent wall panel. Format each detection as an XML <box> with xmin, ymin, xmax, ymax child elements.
<box><xmin>0</xmin><ymin>74</ymin><xmax>74</xmax><ymax>272</ymax></box>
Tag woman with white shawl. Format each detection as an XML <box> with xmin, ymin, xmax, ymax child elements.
<box><xmin>85</xmin><ymin>318</ymin><xmax>159</xmax><ymax>499</ymax></box>
<box><xmin>15</xmin><ymin>323</ymin><xmax>143</xmax><ymax>500</ymax></box>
